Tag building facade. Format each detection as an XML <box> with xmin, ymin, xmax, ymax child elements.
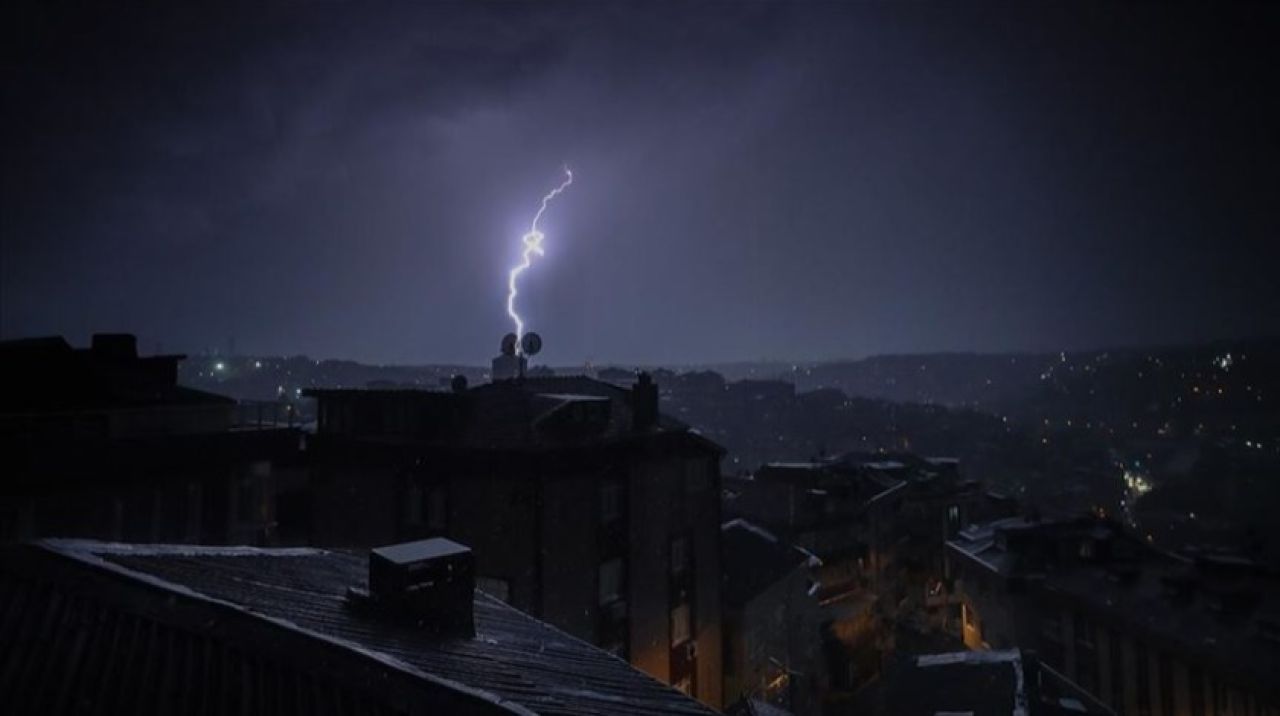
<box><xmin>721</xmin><ymin>519</ymin><xmax>824</xmax><ymax>716</ymax></box>
<box><xmin>0</xmin><ymin>334</ymin><xmax>301</xmax><ymax>544</ymax></box>
<box><xmin>303</xmin><ymin>374</ymin><xmax>725</xmax><ymax>708</ymax></box>
<box><xmin>949</xmin><ymin>517</ymin><xmax>1280</xmax><ymax>716</ymax></box>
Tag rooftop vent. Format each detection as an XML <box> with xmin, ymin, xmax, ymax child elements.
<box><xmin>346</xmin><ymin>537</ymin><xmax>475</xmax><ymax>638</ymax></box>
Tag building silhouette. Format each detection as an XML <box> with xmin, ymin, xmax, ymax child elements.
<box><xmin>303</xmin><ymin>372</ymin><xmax>726</xmax><ymax>707</ymax></box>
<box><xmin>721</xmin><ymin>518</ymin><xmax>824</xmax><ymax>715</ymax></box>
<box><xmin>949</xmin><ymin>516</ymin><xmax>1280</xmax><ymax>715</ymax></box>
<box><xmin>0</xmin><ymin>334</ymin><xmax>301</xmax><ymax>543</ymax></box>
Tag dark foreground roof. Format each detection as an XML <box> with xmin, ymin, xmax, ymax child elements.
<box><xmin>0</xmin><ymin>540</ymin><xmax>717</xmax><ymax>716</ymax></box>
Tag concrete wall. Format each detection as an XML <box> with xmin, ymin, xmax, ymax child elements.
<box><xmin>627</xmin><ymin>453</ymin><xmax>723</xmax><ymax>709</ymax></box>
<box><xmin>727</xmin><ymin>565</ymin><xmax>823</xmax><ymax>715</ymax></box>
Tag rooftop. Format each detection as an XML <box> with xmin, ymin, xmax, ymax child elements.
<box><xmin>948</xmin><ymin>517</ymin><xmax>1280</xmax><ymax>694</ymax></box>
<box><xmin>4</xmin><ymin>539</ymin><xmax>718</xmax><ymax>716</ymax></box>
<box><xmin>0</xmin><ymin>333</ymin><xmax>226</xmax><ymax>415</ymax></box>
<box><xmin>721</xmin><ymin>519</ymin><xmax>819</xmax><ymax>608</ymax></box>
<box><xmin>860</xmin><ymin>649</ymin><xmax>1112</xmax><ymax>716</ymax></box>
<box><xmin>309</xmin><ymin>375</ymin><xmax>723</xmax><ymax>455</ymax></box>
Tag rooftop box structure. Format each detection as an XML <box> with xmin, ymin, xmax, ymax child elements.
<box><xmin>364</xmin><ymin>537</ymin><xmax>476</xmax><ymax>637</ymax></box>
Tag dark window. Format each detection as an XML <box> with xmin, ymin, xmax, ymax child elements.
<box><xmin>671</xmin><ymin>536</ymin><xmax>690</xmax><ymax>576</ymax></box>
<box><xmin>1158</xmin><ymin>653</ymin><xmax>1173</xmax><ymax>716</ymax></box>
<box><xmin>598</xmin><ymin>558</ymin><xmax>624</xmax><ymax>605</ymax></box>
<box><xmin>236</xmin><ymin>475</ymin><xmax>258</xmax><ymax>523</ymax></box>
<box><xmin>1074</xmin><ymin>612</ymin><xmax>1098</xmax><ymax>695</ymax></box>
<box><xmin>1041</xmin><ymin>612</ymin><xmax>1064</xmax><ymax>670</ymax></box>
<box><xmin>403</xmin><ymin>480</ymin><xmax>423</xmax><ymax>525</ymax></box>
<box><xmin>1110</xmin><ymin>629</ymin><xmax>1125</xmax><ymax>715</ymax></box>
<box><xmin>1136</xmin><ymin>641</ymin><xmax>1151</xmax><ymax>716</ymax></box>
<box><xmin>685</xmin><ymin>460</ymin><xmax>711</xmax><ymax>496</ymax></box>
<box><xmin>425</xmin><ymin>485</ymin><xmax>447</xmax><ymax>532</ymax></box>
<box><xmin>600</xmin><ymin>479</ymin><xmax>622</xmax><ymax>524</ymax></box>
<box><xmin>1188</xmin><ymin>667</ymin><xmax>1204</xmax><ymax>716</ymax></box>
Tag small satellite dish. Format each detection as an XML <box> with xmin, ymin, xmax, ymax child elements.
<box><xmin>450</xmin><ymin>374</ymin><xmax>469</xmax><ymax>393</ymax></box>
<box><xmin>501</xmin><ymin>333</ymin><xmax>518</xmax><ymax>356</ymax></box>
<box><xmin>521</xmin><ymin>332</ymin><xmax>543</xmax><ymax>356</ymax></box>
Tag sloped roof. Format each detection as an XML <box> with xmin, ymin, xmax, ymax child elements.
<box><xmin>721</xmin><ymin>519</ymin><xmax>816</xmax><ymax>608</ymax></box>
<box><xmin>16</xmin><ymin>540</ymin><xmax>718</xmax><ymax>716</ymax></box>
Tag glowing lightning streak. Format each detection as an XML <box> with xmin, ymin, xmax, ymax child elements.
<box><xmin>506</xmin><ymin>166</ymin><xmax>573</xmax><ymax>351</ymax></box>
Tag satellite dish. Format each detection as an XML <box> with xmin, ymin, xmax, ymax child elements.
<box><xmin>500</xmin><ymin>333</ymin><xmax>518</xmax><ymax>356</ymax></box>
<box><xmin>450</xmin><ymin>374</ymin><xmax>469</xmax><ymax>393</ymax></box>
<box><xmin>521</xmin><ymin>332</ymin><xmax>543</xmax><ymax>356</ymax></box>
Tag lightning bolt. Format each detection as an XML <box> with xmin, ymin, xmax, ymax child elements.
<box><xmin>506</xmin><ymin>166</ymin><xmax>573</xmax><ymax>351</ymax></box>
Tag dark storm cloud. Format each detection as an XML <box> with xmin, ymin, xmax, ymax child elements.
<box><xmin>2</xmin><ymin>2</ymin><xmax>1277</xmax><ymax>364</ymax></box>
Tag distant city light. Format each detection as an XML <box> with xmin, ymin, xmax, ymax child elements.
<box><xmin>214</xmin><ymin>362</ymin><xmax>225</xmax><ymax>372</ymax></box>
<box><xmin>1123</xmin><ymin>470</ymin><xmax>1152</xmax><ymax>496</ymax></box>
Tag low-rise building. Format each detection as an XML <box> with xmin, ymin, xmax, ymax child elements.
<box><xmin>721</xmin><ymin>518</ymin><xmax>824</xmax><ymax>715</ymax></box>
<box><xmin>0</xmin><ymin>334</ymin><xmax>301</xmax><ymax>544</ymax></box>
<box><xmin>949</xmin><ymin>516</ymin><xmax>1280</xmax><ymax>716</ymax></box>
<box><xmin>304</xmin><ymin>373</ymin><xmax>725</xmax><ymax>707</ymax></box>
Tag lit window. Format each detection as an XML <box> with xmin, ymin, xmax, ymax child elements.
<box><xmin>671</xmin><ymin>603</ymin><xmax>691</xmax><ymax>645</ymax></box>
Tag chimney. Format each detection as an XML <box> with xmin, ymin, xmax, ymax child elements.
<box><xmin>91</xmin><ymin>333</ymin><xmax>138</xmax><ymax>360</ymax></box>
<box><xmin>349</xmin><ymin>538</ymin><xmax>476</xmax><ymax>637</ymax></box>
<box><xmin>631</xmin><ymin>371</ymin><xmax>659</xmax><ymax>431</ymax></box>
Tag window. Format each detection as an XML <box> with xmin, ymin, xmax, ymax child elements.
<box><xmin>670</xmin><ymin>536</ymin><xmax>690</xmax><ymax>576</ymax></box>
<box><xmin>236</xmin><ymin>476</ymin><xmax>258</xmax><ymax>523</ymax></box>
<box><xmin>685</xmin><ymin>459</ymin><xmax>711</xmax><ymax>496</ymax></box>
<box><xmin>600</xmin><ymin>480</ymin><xmax>622</xmax><ymax>524</ymax></box>
<box><xmin>1041</xmin><ymin>613</ymin><xmax>1063</xmax><ymax>642</ymax></box>
<box><xmin>1041</xmin><ymin>613</ymin><xmax>1064</xmax><ymax>670</ymax></box>
<box><xmin>426</xmin><ymin>485</ymin><xmax>447</xmax><ymax>532</ymax></box>
<box><xmin>947</xmin><ymin>504</ymin><xmax>961</xmax><ymax>533</ymax></box>
<box><xmin>1074</xmin><ymin>613</ymin><xmax>1097</xmax><ymax>694</ymax></box>
<box><xmin>1108</xmin><ymin>629</ymin><xmax>1123</xmax><ymax>712</ymax></box>
<box><xmin>1158</xmin><ymin>653</ymin><xmax>1173</xmax><ymax>716</ymax></box>
<box><xmin>671</xmin><ymin>603</ymin><xmax>691</xmax><ymax>645</ymax></box>
<box><xmin>598</xmin><ymin>558</ymin><xmax>624</xmax><ymax>605</ymax></box>
<box><xmin>403</xmin><ymin>481</ymin><xmax>423</xmax><ymax>525</ymax></box>
<box><xmin>1074</xmin><ymin>612</ymin><xmax>1095</xmax><ymax>648</ymax></box>
<box><xmin>1188</xmin><ymin>667</ymin><xmax>1204</xmax><ymax>716</ymax></box>
<box><xmin>477</xmin><ymin>577</ymin><xmax>511</xmax><ymax>603</ymax></box>
<box><xmin>1136</xmin><ymin>641</ymin><xmax>1151</xmax><ymax>716</ymax></box>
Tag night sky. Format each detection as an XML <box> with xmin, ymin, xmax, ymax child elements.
<box><xmin>3</xmin><ymin>2</ymin><xmax>1278</xmax><ymax>365</ymax></box>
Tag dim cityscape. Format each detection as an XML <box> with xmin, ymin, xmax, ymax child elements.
<box><xmin>2</xmin><ymin>2</ymin><xmax>1278</xmax><ymax>716</ymax></box>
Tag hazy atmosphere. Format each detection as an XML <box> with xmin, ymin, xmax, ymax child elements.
<box><xmin>5</xmin><ymin>2</ymin><xmax>1277</xmax><ymax>364</ymax></box>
